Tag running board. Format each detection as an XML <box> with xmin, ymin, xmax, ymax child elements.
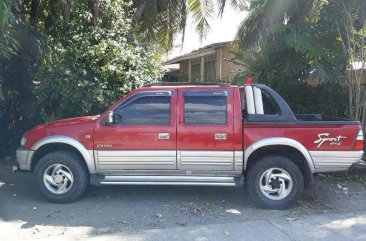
<box><xmin>90</xmin><ymin>175</ymin><xmax>244</xmax><ymax>187</ymax></box>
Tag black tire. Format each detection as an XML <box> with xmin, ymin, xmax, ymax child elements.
<box><xmin>34</xmin><ymin>151</ymin><xmax>88</xmax><ymax>203</ymax></box>
<box><xmin>246</xmin><ymin>154</ymin><xmax>304</xmax><ymax>209</ymax></box>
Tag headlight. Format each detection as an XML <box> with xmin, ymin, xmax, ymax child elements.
<box><xmin>20</xmin><ymin>136</ymin><xmax>27</xmax><ymax>147</ymax></box>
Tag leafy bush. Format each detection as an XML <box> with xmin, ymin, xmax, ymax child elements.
<box><xmin>0</xmin><ymin>0</ymin><xmax>162</xmax><ymax>157</ymax></box>
<box><xmin>34</xmin><ymin>0</ymin><xmax>162</xmax><ymax>120</ymax></box>
<box><xmin>270</xmin><ymin>79</ymin><xmax>348</xmax><ymax>117</ymax></box>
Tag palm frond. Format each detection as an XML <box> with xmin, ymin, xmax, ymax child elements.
<box><xmin>188</xmin><ymin>0</ymin><xmax>214</xmax><ymax>41</ymax></box>
<box><xmin>179</xmin><ymin>1</ymin><xmax>188</xmax><ymax>48</ymax></box>
<box><xmin>217</xmin><ymin>0</ymin><xmax>248</xmax><ymax>17</ymax></box>
<box><xmin>0</xmin><ymin>0</ymin><xmax>20</xmax><ymax>60</ymax></box>
<box><xmin>236</xmin><ymin>0</ymin><xmax>312</xmax><ymax>50</ymax></box>
<box><xmin>236</xmin><ymin>5</ymin><xmax>267</xmax><ymax>49</ymax></box>
<box><xmin>0</xmin><ymin>0</ymin><xmax>16</xmax><ymax>27</ymax></box>
<box><xmin>132</xmin><ymin>0</ymin><xmax>188</xmax><ymax>50</ymax></box>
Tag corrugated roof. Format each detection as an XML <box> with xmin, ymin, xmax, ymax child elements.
<box><xmin>164</xmin><ymin>41</ymin><xmax>232</xmax><ymax>65</ymax></box>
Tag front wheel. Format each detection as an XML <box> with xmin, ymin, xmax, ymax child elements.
<box><xmin>246</xmin><ymin>154</ymin><xmax>304</xmax><ymax>209</ymax></box>
<box><xmin>34</xmin><ymin>151</ymin><xmax>88</xmax><ymax>203</ymax></box>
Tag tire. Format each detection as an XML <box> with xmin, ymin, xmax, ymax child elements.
<box><xmin>246</xmin><ymin>154</ymin><xmax>304</xmax><ymax>209</ymax></box>
<box><xmin>34</xmin><ymin>151</ymin><xmax>88</xmax><ymax>203</ymax></box>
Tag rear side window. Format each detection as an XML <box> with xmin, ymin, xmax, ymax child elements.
<box><xmin>184</xmin><ymin>94</ymin><xmax>227</xmax><ymax>125</ymax></box>
<box><xmin>240</xmin><ymin>88</ymin><xmax>247</xmax><ymax>116</ymax></box>
<box><xmin>241</xmin><ymin>86</ymin><xmax>280</xmax><ymax>115</ymax></box>
<box><xmin>115</xmin><ymin>95</ymin><xmax>170</xmax><ymax>125</ymax></box>
<box><xmin>262</xmin><ymin>90</ymin><xmax>280</xmax><ymax>115</ymax></box>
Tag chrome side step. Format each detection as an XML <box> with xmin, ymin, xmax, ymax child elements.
<box><xmin>90</xmin><ymin>175</ymin><xmax>243</xmax><ymax>187</ymax></box>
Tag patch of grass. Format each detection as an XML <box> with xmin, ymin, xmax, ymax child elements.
<box><xmin>317</xmin><ymin>173</ymin><xmax>366</xmax><ymax>184</ymax></box>
<box><xmin>285</xmin><ymin>208</ymin><xmax>306</xmax><ymax>219</ymax></box>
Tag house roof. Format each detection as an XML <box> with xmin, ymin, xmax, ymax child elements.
<box><xmin>164</xmin><ymin>41</ymin><xmax>232</xmax><ymax>65</ymax></box>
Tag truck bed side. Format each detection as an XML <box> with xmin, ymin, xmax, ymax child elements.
<box><xmin>241</xmin><ymin>85</ymin><xmax>363</xmax><ymax>173</ymax></box>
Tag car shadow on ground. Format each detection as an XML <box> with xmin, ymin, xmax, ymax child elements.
<box><xmin>1</xmin><ymin>161</ymin><xmax>366</xmax><ymax>237</ymax></box>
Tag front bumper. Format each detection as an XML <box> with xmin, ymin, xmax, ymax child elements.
<box><xmin>347</xmin><ymin>160</ymin><xmax>366</xmax><ymax>175</ymax></box>
<box><xmin>16</xmin><ymin>147</ymin><xmax>34</xmax><ymax>171</ymax></box>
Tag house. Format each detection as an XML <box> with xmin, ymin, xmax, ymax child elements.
<box><xmin>164</xmin><ymin>41</ymin><xmax>244</xmax><ymax>83</ymax></box>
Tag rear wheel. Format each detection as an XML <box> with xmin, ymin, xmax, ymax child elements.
<box><xmin>246</xmin><ymin>154</ymin><xmax>304</xmax><ymax>209</ymax></box>
<box><xmin>34</xmin><ymin>151</ymin><xmax>88</xmax><ymax>203</ymax></box>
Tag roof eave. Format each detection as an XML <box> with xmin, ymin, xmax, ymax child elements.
<box><xmin>164</xmin><ymin>49</ymin><xmax>216</xmax><ymax>65</ymax></box>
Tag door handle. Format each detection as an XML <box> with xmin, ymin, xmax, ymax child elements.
<box><xmin>215</xmin><ymin>133</ymin><xmax>227</xmax><ymax>140</ymax></box>
<box><xmin>158</xmin><ymin>133</ymin><xmax>170</xmax><ymax>140</ymax></box>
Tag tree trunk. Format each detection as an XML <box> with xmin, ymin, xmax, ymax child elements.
<box><xmin>44</xmin><ymin>0</ymin><xmax>58</xmax><ymax>30</ymax></box>
<box><xmin>30</xmin><ymin>0</ymin><xmax>40</xmax><ymax>26</ymax></box>
<box><xmin>88</xmin><ymin>0</ymin><xmax>100</xmax><ymax>26</ymax></box>
<box><xmin>59</xmin><ymin>0</ymin><xmax>71</xmax><ymax>22</ymax></box>
<box><xmin>336</xmin><ymin>0</ymin><xmax>366</xmax><ymax>131</ymax></box>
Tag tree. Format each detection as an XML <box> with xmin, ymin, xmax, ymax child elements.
<box><xmin>236</xmin><ymin>0</ymin><xmax>315</xmax><ymax>49</ymax></box>
<box><xmin>132</xmin><ymin>0</ymin><xmax>245</xmax><ymax>50</ymax></box>
<box><xmin>0</xmin><ymin>0</ymin><xmax>18</xmax><ymax>60</ymax></box>
<box><xmin>234</xmin><ymin>0</ymin><xmax>366</xmax><ymax>128</ymax></box>
<box><xmin>34</xmin><ymin>0</ymin><xmax>162</xmax><ymax>120</ymax></box>
<box><xmin>0</xmin><ymin>0</ymin><xmax>163</xmax><ymax>156</ymax></box>
<box><xmin>330</xmin><ymin>0</ymin><xmax>366</xmax><ymax>129</ymax></box>
<box><xmin>234</xmin><ymin>0</ymin><xmax>346</xmax><ymax>84</ymax></box>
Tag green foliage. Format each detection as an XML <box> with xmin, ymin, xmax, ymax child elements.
<box><xmin>34</xmin><ymin>0</ymin><xmax>162</xmax><ymax>120</ymax></box>
<box><xmin>132</xmin><ymin>0</ymin><xmax>188</xmax><ymax>50</ymax></box>
<box><xmin>0</xmin><ymin>29</ymin><xmax>44</xmax><ymax>155</ymax></box>
<box><xmin>270</xmin><ymin>79</ymin><xmax>348</xmax><ymax>117</ymax></box>
<box><xmin>0</xmin><ymin>0</ymin><xmax>163</xmax><ymax>157</ymax></box>
<box><xmin>0</xmin><ymin>1</ymin><xmax>12</xmax><ymax>27</ymax></box>
<box><xmin>232</xmin><ymin>0</ymin><xmax>358</xmax><ymax>121</ymax></box>
<box><xmin>188</xmin><ymin>0</ymin><xmax>214</xmax><ymax>40</ymax></box>
<box><xmin>132</xmin><ymin>0</ymin><xmax>241</xmax><ymax>50</ymax></box>
<box><xmin>234</xmin><ymin>0</ymin><xmax>348</xmax><ymax>84</ymax></box>
<box><xmin>0</xmin><ymin>0</ymin><xmax>45</xmax><ymax>155</ymax></box>
<box><xmin>0</xmin><ymin>0</ymin><xmax>19</xmax><ymax>64</ymax></box>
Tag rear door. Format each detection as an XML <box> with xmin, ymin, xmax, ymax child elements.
<box><xmin>177</xmin><ymin>87</ymin><xmax>235</xmax><ymax>171</ymax></box>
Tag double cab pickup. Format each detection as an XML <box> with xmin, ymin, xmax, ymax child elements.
<box><xmin>15</xmin><ymin>83</ymin><xmax>366</xmax><ymax>209</ymax></box>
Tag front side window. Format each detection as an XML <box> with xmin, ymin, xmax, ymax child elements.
<box><xmin>114</xmin><ymin>95</ymin><xmax>171</xmax><ymax>125</ymax></box>
<box><xmin>184</xmin><ymin>94</ymin><xmax>227</xmax><ymax>125</ymax></box>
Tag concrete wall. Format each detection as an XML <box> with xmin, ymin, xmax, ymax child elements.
<box><xmin>180</xmin><ymin>61</ymin><xmax>189</xmax><ymax>75</ymax></box>
<box><xmin>220</xmin><ymin>46</ymin><xmax>242</xmax><ymax>83</ymax></box>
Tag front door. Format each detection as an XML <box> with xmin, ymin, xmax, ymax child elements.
<box><xmin>94</xmin><ymin>89</ymin><xmax>177</xmax><ymax>172</ymax></box>
<box><xmin>177</xmin><ymin>87</ymin><xmax>235</xmax><ymax>172</ymax></box>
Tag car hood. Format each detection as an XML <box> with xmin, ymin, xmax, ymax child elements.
<box><xmin>22</xmin><ymin>115</ymin><xmax>100</xmax><ymax>150</ymax></box>
<box><xmin>41</xmin><ymin>115</ymin><xmax>100</xmax><ymax>128</ymax></box>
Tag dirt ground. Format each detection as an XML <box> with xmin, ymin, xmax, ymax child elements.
<box><xmin>1</xmin><ymin>158</ymin><xmax>366</xmax><ymax>240</ymax></box>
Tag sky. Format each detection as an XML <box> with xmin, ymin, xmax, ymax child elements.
<box><xmin>166</xmin><ymin>4</ymin><xmax>247</xmax><ymax>61</ymax></box>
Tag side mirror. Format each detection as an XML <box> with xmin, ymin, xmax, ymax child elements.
<box><xmin>107</xmin><ymin>111</ymin><xmax>114</xmax><ymax>125</ymax></box>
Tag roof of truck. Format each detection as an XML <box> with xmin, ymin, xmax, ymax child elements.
<box><xmin>142</xmin><ymin>82</ymin><xmax>267</xmax><ymax>89</ymax></box>
<box><xmin>143</xmin><ymin>82</ymin><xmax>231</xmax><ymax>87</ymax></box>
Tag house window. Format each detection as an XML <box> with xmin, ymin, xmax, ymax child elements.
<box><xmin>204</xmin><ymin>55</ymin><xmax>216</xmax><ymax>81</ymax></box>
<box><xmin>191</xmin><ymin>58</ymin><xmax>200</xmax><ymax>81</ymax></box>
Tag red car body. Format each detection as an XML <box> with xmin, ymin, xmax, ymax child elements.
<box><xmin>15</xmin><ymin>83</ymin><xmax>365</xmax><ymax>207</ymax></box>
<box><xmin>21</xmin><ymin>85</ymin><xmax>362</xmax><ymax>155</ymax></box>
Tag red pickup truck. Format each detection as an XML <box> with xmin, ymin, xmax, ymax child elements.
<box><xmin>15</xmin><ymin>83</ymin><xmax>365</xmax><ymax>209</ymax></box>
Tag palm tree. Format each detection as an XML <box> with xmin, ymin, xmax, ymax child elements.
<box><xmin>236</xmin><ymin>0</ymin><xmax>316</xmax><ymax>50</ymax></box>
<box><xmin>0</xmin><ymin>0</ymin><xmax>18</xmax><ymax>59</ymax></box>
<box><xmin>132</xmin><ymin>0</ymin><xmax>245</xmax><ymax>50</ymax></box>
<box><xmin>233</xmin><ymin>0</ymin><xmax>343</xmax><ymax>84</ymax></box>
<box><xmin>0</xmin><ymin>0</ymin><xmax>44</xmax><ymax>100</ymax></box>
<box><xmin>0</xmin><ymin>0</ymin><xmax>18</xmax><ymax>99</ymax></box>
